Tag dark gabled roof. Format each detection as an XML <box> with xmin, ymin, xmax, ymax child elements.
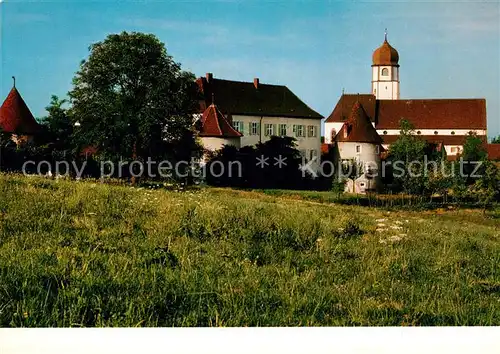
<box><xmin>325</xmin><ymin>94</ymin><xmax>377</xmax><ymax>123</ymax></box>
<box><xmin>335</xmin><ymin>101</ymin><xmax>383</xmax><ymax>144</ymax></box>
<box><xmin>377</xmin><ymin>99</ymin><xmax>487</xmax><ymax>130</ymax></box>
<box><xmin>381</xmin><ymin>134</ymin><xmax>488</xmax><ymax>146</ymax></box>
<box><xmin>326</xmin><ymin>95</ymin><xmax>487</xmax><ymax>131</ymax></box>
<box><xmin>0</xmin><ymin>87</ymin><xmax>41</xmax><ymax>134</ymax></box>
<box><xmin>199</xmin><ymin>103</ymin><xmax>243</xmax><ymax>138</ymax></box>
<box><xmin>196</xmin><ymin>75</ymin><xmax>323</xmax><ymax>119</ymax></box>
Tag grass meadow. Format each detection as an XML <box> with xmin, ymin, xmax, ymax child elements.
<box><xmin>0</xmin><ymin>174</ymin><xmax>499</xmax><ymax>327</ymax></box>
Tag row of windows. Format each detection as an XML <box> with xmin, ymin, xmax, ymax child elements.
<box><xmin>382</xmin><ymin>130</ymin><xmax>461</xmax><ymax>136</ymax></box>
<box><xmin>232</xmin><ymin>121</ymin><xmax>318</xmax><ymax>138</ymax></box>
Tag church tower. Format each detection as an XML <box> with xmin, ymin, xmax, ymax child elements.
<box><xmin>371</xmin><ymin>30</ymin><xmax>400</xmax><ymax>100</ymax></box>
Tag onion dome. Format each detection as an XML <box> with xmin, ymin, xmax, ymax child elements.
<box><xmin>0</xmin><ymin>77</ymin><xmax>41</xmax><ymax>134</ymax></box>
<box><xmin>372</xmin><ymin>32</ymin><xmax>399</xmax><ymax>67</ymax></box>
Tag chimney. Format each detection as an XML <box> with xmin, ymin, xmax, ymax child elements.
<box><xmin>253</xmin><ymin>78</ymin><xmax>259</xmax><ymax>89</ymax></box>
<box><xmin>206</xmin><ymin>72</ymin><xmax>213</xmax><ymax>82</ymax></box>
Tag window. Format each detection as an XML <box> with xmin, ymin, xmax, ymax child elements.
<box><xmin>309</xmin><ymin>149</ymin><xmax>318</xmax><ymax>161</ymax></box>
<box><xmin>356</xmin><ymin>145</ymin><xmax>361</xmax><ymax>154</ymax></box>
<box><xmin>451</xmin><ymin>131</ymin><xmax>456</xmax><ymax>135</ymax></box>
<box><xmin>383</xmin><ymin>130</ymin><xmax>388</xmax><ymax>135</ymax></box>
<box><xmin>250</xmin><ymin>122</ymin><xmax>260</xmax><ymax>136</ymax></box>
<box><xmin>279</xmin><ymin>124</ymin><xmax>287</xmax><ymax>136</ymax></box>
<box><xmin>451</xmin><ymin>147</ymin><xmax>458</xmax><ymax>154</ymax></box>
<box><xmin>293</xmin><ymin>125</ymin><xmax>305</xmax><ymax>137</ymax></box>
<box><xmin>381</xmin><ymin>68</ymin><xmax>389</xmax><ymax>76</ymax></box>
<box><xmin>264</xmin><ymin>123</ymin><xmax>275</xmax><ymax>137</ymax></box>
<box><xmin>308</xmin><ymin>125</ymin><xmax>317</xmax><ymax>137</ymax></box>
<box><xmin>330</xmin><ymin>129</ymin><xmax>337</xmax><ymax>142</ymax></box>
<box><xmin>232</xmin><ymin>121</ymin><xmax>244</xmax><ymax>134</ymax></box>
<box><xmin>375</xmin><ymin>145</ymin><xmax>380</xmax><ymax>154</ymax></box>
<box><xmin>434</xmin><ymin>131</ymin><xmax>438</xmax><ymax>135</ymax></box>
<box><xmin>417</xmin><ymin>131</ymin><xmax>421</xmax><ymax>135</ymax></box>
<box><xmin>299</xmin><ymin>149</ymin><xmax>306</xmax><ymax>159</ymax></box>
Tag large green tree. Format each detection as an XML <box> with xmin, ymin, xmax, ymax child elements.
<box><xmin>39</xmin><ymin>95</ymin><xmax>73</xmax><ymax>153</ymax></box>
<box><xmin>69</xmin><ymin>31</ymin><xmax>201</xmax><ymax>166</ymax></box>
<box><xmin>387</xmin><ymin>119</ymin><xmax>429</xmax><ymax>194</ymax></box>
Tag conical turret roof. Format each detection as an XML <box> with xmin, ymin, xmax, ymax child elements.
<box><xmin>199</xmin><ymin>103</ymin><xmax>242</xmax><ymax>138</ymax></box>
<box><xmin>336</xmin><ymin>101</ymin><xmax>383</xmax><ymax>144</ymax></box>
<box><xmin>0</xmin><ymin>83</ymin><xmax>41</xmax><ymax>134</ymax></box>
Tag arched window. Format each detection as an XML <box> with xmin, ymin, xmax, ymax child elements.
<box><xmin>330</xmin><ymin>129</ymin><xmax>336</xmax><ymax>142</ymax></box>
<box><xmin>381</xmin><ymin>68</ymin><xmax>389</xmax><ymax>76</ymax></box>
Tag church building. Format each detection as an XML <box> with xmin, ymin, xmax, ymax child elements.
<box><xmin>324</xmin><ymin>32</ymin><xmax>488</xmax><ymax>160</ymax></box>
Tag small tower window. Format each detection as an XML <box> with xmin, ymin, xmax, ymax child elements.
<box><xmin>381</xmin><ymin>68</ymin><xmax>389</xmax><ymax>76</ymax></box>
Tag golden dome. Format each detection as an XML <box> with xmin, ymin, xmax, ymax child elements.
<box><xmin>372</xmin><ymin>33</ymin><xmax>399</xmax><ymax>66</ymax></box>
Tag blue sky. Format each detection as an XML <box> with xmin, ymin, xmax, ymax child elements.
<box><xmin>1</xmin><ymin>0</ymin><xmax>499</xmax><ymax>138</ymax></box>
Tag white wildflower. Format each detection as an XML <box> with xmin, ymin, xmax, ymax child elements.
<box><xmin>388</xmin><ymin>235</ymin><xmax>402</xmax><ymax>242</ymax></box>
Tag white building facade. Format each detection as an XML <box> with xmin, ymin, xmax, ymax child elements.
<box><xmin>196</xmin><ymin>74</ymin><xmax>323</xmax><ymax>168</ymax></box>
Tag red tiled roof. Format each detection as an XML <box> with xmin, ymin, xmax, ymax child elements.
<box><xmin>325</xmin><ymin>94</ymin><xmax>377</xmax><ymax>123</ymax></box>
<box><xmin>487</xmin><ymin>144</ymin><xmax>500</xmax><ymax>160</ymax></box>
<box><xmin>321</xmin><ymin>143</ymin><xmax>331</xmax><ymax>154</ymax></box>
<box><xmin>196</xmin><ymin>75</ymin><xmax>322</xmax><ymax>119</ymax></box>
<box><xmin>199</xmin><ymin>103</ymin><xmax>243</xmax><ymax>138</ymax></box>
<box><xmin>376</xmin><ymin>99</ymin><xmax>487</xmax><ymax>130</ymax></box>
<box><xmin>381</xmin><ymin>134</ymin><xmax>487</xmax><ymax>146</ymax></box>
<box><xmin>336</xmin><ymin>102</ymin><xmax>383</xmax><ymax>144</ymax></box>
<box><xmin>326</xmin><ymin>95</ymin><xmax>487</xmax><ymax>131</ymax></box>
<box><xmin>0</xmin><ymin>87</ymin><xmax>41</xmax><ymax>134</ymax></box>
<box><xmin>80</xmin><ymin>145</ymin><xmax>99</xmax><ymax>157</ymax></box>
